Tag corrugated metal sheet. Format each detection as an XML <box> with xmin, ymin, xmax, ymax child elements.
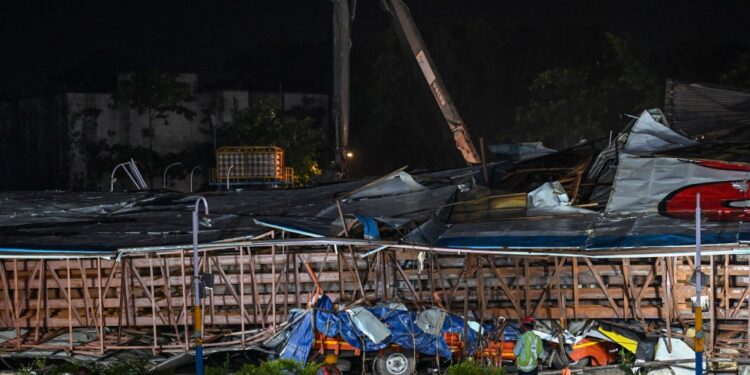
<box><xmin>664</xmin><ymin>79</ymin><xmax>750</xmax><ymax>138</ymax></box>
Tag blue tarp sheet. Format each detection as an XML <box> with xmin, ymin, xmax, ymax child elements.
<box><xmin>355</xmin><ymin>215</ymin><xmax>381</xmax><ymax>240</ymax></box>
<box><xmin>370</xmin><ymin>305</ymin><xmax>452</xmax><ymax>358</ymax></box>
<box><xmin>279</xmin><ymin>295</ymin><xmax>483</xmax><ymax>361</ymax></box>
<box><xmin>280</xmin><ymin>310</ymin><xmax>315</xmax><ymax>363</ymax></box>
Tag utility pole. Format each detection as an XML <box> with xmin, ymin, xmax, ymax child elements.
<box><xmin>694</xmin><ymin>192</ymin><xmax>704</xmax><ymax>375</ymax></box>
<box><xmin>332</xmin><ymin>0</ymin><xmax>352</xmax><ymax>171</ymax></box>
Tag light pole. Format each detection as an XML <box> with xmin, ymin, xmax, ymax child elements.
<box><xmin>189</xmin><ymin>165</ymin><xmax>201</xmax><ymax>193</ymax></box>
<box><xmin>192</xmin><ymin>196</ymin><xmax>209</xmax><ymax>375</ymax></box>
<box><xmin>110</xmin><ymin>162</ymin><xmax>137</xmax><ymax>192</ymax></box>
<box><xmin>162</xmin><ymin>162</ymin><xmax>183</xmax><ymax>189</ymax></box>
<box><xmin>226</xmin><ymin>165</ymin><xmax>235</xmax><ymax>190</ymax></box>
<box><xmin>694</xmin><ymin>192</ymin><xmax>703</xmax><ymax>375</ymax></box>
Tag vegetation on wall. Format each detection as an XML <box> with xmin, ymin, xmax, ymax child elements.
<box><xmin>111</xmin><ymin>70</ymin><xmax>196</xmax><ymax>167</ymax></box>
<box><xmin>215</xmin><ymin>96</ymin><xmax>324</xmax><ymax>184</ymax></box>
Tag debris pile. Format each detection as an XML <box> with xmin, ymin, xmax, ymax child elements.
<box><xmin>0</xmin><ymin>81</ymin><xmax>750</xmax><ymax>372</ymax></box>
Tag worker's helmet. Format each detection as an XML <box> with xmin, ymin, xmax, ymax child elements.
<box><xmin>522</xmin><ymin>316</ymin><xmax>536</xmax><ymax>327</ymax></box>
<box><xmin>324</xmin><ymin>354</ymin><xmax>338</xmax><ymax>365</ymax></box>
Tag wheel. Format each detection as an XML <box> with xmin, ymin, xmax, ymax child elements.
<box><xmin>373</xmin><ymin>350</ymin><xmax>416</xmax><ymax>375</ymax></box>
<box><xmin>550</xmin><ymin>349</ymin><xmax>590</xmax><ymax>369</ymax></box>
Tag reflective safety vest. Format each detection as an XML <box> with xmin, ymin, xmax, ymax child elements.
<box><xmin>515</xmin><ymin>331</ymin><xmax>543</xmax><ymax>372</ymax></box>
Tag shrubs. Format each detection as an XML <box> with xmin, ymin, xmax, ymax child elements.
<box><xmin>446</xmin><ymin>361</ymin><xmax>507</xmax><ymax>375</ymax></box>
<box><xmin>15</xmin><ymin>358</ymin><xmax>159</xmax><ymax>375</ymax></box>
<box><xmin>206</xmin><ymin>358</ymin><xmax>320</xmax><ymax>375</ymax></box>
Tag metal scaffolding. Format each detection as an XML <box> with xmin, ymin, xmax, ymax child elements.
<box><xmin>0</xmin><ymin>232</ymin><xmax>748</xmax><ymax>358</ymax></box>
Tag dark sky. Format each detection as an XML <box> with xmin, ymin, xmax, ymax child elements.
<box><xmin>2</xmin><ymin>1</ymin><xmax>749</xmax><ymax>99</ymax></box>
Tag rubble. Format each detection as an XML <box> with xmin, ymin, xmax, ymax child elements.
<box><xmin>1</xmin><ymin>83</ymin><xmax>750</xmax><ymax>372</ymax></box>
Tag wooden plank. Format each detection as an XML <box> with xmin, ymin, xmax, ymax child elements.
<box><xmin>45</xmin><ymin>261</ymin><xmax>84</xmax><ymax>326</ymax></box>
<box><xmin>622</xmin><ymin>259</ymin><xmax>631</xmax><ymax>319</ymax></box>
<box><xmin>572</xmin><ymin>257</ymin><xmax>579</xmax><ymax>320</ymax></box>
<box><xmin>209</xmin><ymin>257</ymin><xmax>254</xmax><ymax>323</ymax></box>
<box><xmin>485</xmin><ymin>258</ymin><xmax>523</xmax><ymax>317</ymax></box>
<box><xmin>524</xmin><ymin>259</ymin><xmax>530</xmax><ymax>317</ymax></box>
<box><xmin>584</xmin><ymin>258</ymin><xmax>621</xmax><ymax>318</ymax></box>
<box><xmin>556</xmin><ymin>258</ymin><xmax>568</xmax><ymax>328</ymax></box>
<box><xmin>531</xmin><ymin>258</ymin><xmax>566</xmax><ymax>318</ymax></box>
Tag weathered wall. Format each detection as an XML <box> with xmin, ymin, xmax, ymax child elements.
<box><xmin>0</xmin><ymin>75</ymin><xmax>329</xmax><ymax>191</ymax></box>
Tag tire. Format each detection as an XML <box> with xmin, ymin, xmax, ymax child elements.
<box><xmin>373</xmin><ymin>350</ymin><xmax>416</xmax><ymax>375</ymax></box>
<box><xmin>550</xmin><ymin>349</ymin><xmax>590</xmax><ymax>369</ymax></box>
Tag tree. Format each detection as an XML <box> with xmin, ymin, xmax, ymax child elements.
<box><xmin>216</xmin><ymin>97</ymin><xmax>324</xmax><ymax>184</ymax></box>
<box><xmin>513</xmin><ymin>34</ymin><xmax>662</xmax><ymax>149</ymax></box>
<box><xmin>111</xmin><ymin>70</ymin><xmax>196</xmax><ymax>154</ymax></box>
<box><xmin>721</xmin><ymin>53</ymin><xmax>750</xmax><ymax>89</ymax></box>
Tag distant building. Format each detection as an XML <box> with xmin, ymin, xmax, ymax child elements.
<box><xmin>0</xmin><ymin>73</ymin><xmax>328</xmax><ymax>191</ymax></box>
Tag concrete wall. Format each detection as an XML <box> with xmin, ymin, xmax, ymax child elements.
<box><xmin>0</xmin><ymin>74</ymin><xmax>328</xmax><ymax>192</ymax></box>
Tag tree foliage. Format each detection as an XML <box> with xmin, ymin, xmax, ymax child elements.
<box><xmin>513</xmin><ymin>34</ymin><xmax>662</xmax><ymax>149</ymax></box>
<box><xmin>721</xmin><ymin>53</ymin><xmax>750</xmax><ymax>89</ymax></box>
<box><xmin>205</xmin><ymin>358</ymin><xmax>320</xmax><ymax>375</ymax></box>
<box><xmin>111</xmin><ymin>70</ymin><xmax>196</xmax><ymax>153</ymax></box>
<box><xmin>216</xmin><ymin>97</ymin><xmax>324</xmax><ymax>184</ymax></box>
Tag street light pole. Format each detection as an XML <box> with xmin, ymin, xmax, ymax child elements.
<box><xmin>192</xmin><ymin>196</ymin><xmax>209</xmax><ymax>375</ymax></box>
<box><xmin>226</xmin><ymin>165</ymin><xmax>235</xmax><ymax>190</ymax></box>
<box><xmin>694</xmin><ymin>192</ymin><xmax>703</xmax><ymax>375</ymax></box>
<box><xmin>162</xmin><ymin>162</ymin><xmax>183</xmax><ymax>189</ymax></box>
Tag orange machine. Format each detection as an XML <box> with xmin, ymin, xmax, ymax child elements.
<box><xmin>312</xmin><ymin>331</ymin><xmax>618</xmax><ymax>370</ymax></box>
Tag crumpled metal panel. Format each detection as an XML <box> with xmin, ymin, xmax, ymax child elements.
<box><xmin>346</xmin><ymin>307</ymin><xmax>391</xmax><ymax>344</ymax></box>
<box><xmin>416</xmin><ymin>308</ymin><xmax>447</xmax><ymax>336</ymax></box>
<box><xmin>623</xmin><ymin>110</ymin><xmax>697</xmax><ymax>155</ymax></box>
<box><xmin>346</xmin><ymin>171</ymin><xmax>426</xmax><ymax>200</ymax></box>
<box><xmin>605</xmin><ymin>157</ymin><xmax>750</xmax><ymax>214</ymax></box>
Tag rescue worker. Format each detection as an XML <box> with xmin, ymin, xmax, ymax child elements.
<box><xmin>514</xmin><ymin>316</ymin><xmax>543</xmax><ymax>375</ymax></box>
<box><xmin>317</xmin><ymin>354</ymin><xmax>342</xmax><ymax>375</ymax></box>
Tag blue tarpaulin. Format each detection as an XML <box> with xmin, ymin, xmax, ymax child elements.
<box><xmin>279</xmin><ymin>295</ymin><xmax>483</xmax><ymax>362</ymax></box>
<box><xmin>315</xmin><ymin>295</ymin><xmax>340</xmax><ymax>337</ymax></box>
<box><xmin>280</xmin><ymin>310</ymin><xmax>315</xmax><ymax>363</ymax></box>
<box><xmin>370</xmin><ymin>305</ymin><xmax>452</xmax><ymax>358</ymax></box>
<box><xmin>355</xmin><ymin>215</ymin><xmax>381</xmax><ymax>240</ymax></box>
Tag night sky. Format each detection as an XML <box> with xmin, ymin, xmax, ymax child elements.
<box><xmin>2</xmin><ymin>1</ymin><xmax>750</xmax><ymax>175</ymax></box>
<box><xmin>3</xmin><ymin>1</ymin><xmax>749</xmax><ymax>99</ymax></box>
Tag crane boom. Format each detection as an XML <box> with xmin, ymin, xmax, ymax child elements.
<box><xmin>381</xmin><ymin>0</ymin><xmax>481</xmax><ymax>165</ymax></box>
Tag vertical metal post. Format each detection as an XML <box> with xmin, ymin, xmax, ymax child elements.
<box><xmin>332</xmin><ymin>0</ymin><xmax>351</xmax><ymax>167</ymax></box>
<box><xmin>66</xmin><ymin>259</ymin><xmax>73</xmax><ymax>351</ymax></box>
<box><xmin>695</xmin><ymin>192</ymin><xmax>703</xmax><ymax>375</ymax></box>
<box><xmin>271</xmin><ymin>233</ymin><xmax>277</xmax><ymax>332</ymax></box>
<box><xmin>192</xmin><ymin>197</ymin><xmax>209</xmax><ymax>375</ymax></box>
<box><xmin>239</xmin><ymin>247</ymin><xmax>245</xmax><ymax>349</ymax></box>
<box><xmin>226</xmin><ymin>165</ymin><xmax>235</xmax><ymax>190</ymax></box>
